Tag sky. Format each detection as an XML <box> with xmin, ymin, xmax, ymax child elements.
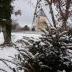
<box><xmin>11</xmin><ymin>0</ymin><xmax>54</xmax><ymax>27</ymax></box>
<box><xmin>11</xmin><ymin>0</ymin><xmax>37</xmax><ymax>27</ymax></box>
<box><xmin>11</xmin><ymin>0</ymin><xmax>59</xmax><ymax>28</ymax></box>
<box><xmin>11</xmin><ymin>0</ymin><xmax>72</xmax><ymax>28</ymax></box>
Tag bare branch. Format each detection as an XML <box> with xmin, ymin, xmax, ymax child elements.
<box><xmin>46</xmin><ymin>0</ymin><xmax>56</xmax><ymax>28</ymax></box>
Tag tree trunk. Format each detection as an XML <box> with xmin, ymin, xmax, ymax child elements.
<box><xmin>2</xmin><ymin>21</ymin><xmax>12</xmax><ymax>44</ymax></box>
<box><xmin>5</xmin><ymin>22</ymin><xmax>11</xmax><ymax>44</ymax></box>
<box><xmin>49</xmin><ymin>4</ymin><xmax>56</xmax><ymax>28</ymax></box>
<box><xmin>46</xmin><ymin>0</ymin><xmax>56</xmax><ymax>28</ymax></box>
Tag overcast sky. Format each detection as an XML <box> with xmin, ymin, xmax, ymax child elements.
<box><xmin>11</xmin><ymin>0</ymin><xmax>37</xmax><ymax>27</ymax></box>
<box><xmin>11</xmin><ymin>0</ymin><xmax>54</xmax><ymax>27</ymax></box>
<box><xmin>11</xmin><ymin>0</ymin><xmax>72</xmax><ymax>28</ymax></box>
<box><xmin>11</xmin><ymin>0</ymin><xmax>58</xmax><ymax>27</ymax></box>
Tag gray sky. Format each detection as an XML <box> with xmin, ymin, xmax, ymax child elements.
<box><xmin>11</xmin><ymin>0</ymin><xmax>37</xmax><ymax>27</ymax></box>
<box><xmin>11</xmin><ymin>0</ymin><xmax>72</xmax><ymax>28</ymax></box>
<box><xmin>11</xmin><ymin>0</ymin><xmax>56</xmax><ymax>27</ymax></box>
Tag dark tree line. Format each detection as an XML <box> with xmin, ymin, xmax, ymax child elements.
<box><xmin>0</xmin><ymin>0</ymin><xmax>12</xmax><ymax>44</ymax></box>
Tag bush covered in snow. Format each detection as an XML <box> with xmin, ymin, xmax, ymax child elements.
<box><xmin>15</xmin><ymin>28</ymin><xmax>72</xmax><ymax>72</ymax></box>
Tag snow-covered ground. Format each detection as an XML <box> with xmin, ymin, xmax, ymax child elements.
<box><xmin>0</xmin><ymin>32</ymin><xmax>72</xmax><ymax>72</ymax></box>
<box><xmin>0</xmin><ymin>32</ymin><xmax>41</xmax><ymax>72</ymax></box>
<box><xmin>12</xmin><ymin>32</ymin><xmax>42</xmax><ymax>42</ymax></box>
<box><xmin>0</xmin><ymin>47</ymin><xmax>18</xmax><ymax>72</ymax></box>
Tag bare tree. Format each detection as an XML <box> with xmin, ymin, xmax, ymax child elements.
<box><xmin>57</xmin><ymin>0</ymin><xmax>72</xmax><ymax>30</ymax></box>
<box><xmin>46</xmin><ymin>0</ymin><xmax>56</xmax><ymax>28</ymax></box>
<box><xmin>45</xmin><ymin>0</ymin><xmax>72</xmax><ymax>30</ymax></box>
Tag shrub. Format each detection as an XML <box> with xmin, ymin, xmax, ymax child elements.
<box><xmin>16</xmin><ymin>27</ymin><xmax>72</xmax><ymax>72</ymax></box>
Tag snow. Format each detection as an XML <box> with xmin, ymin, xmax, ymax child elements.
<box><xmin>0</xmin><ymin>47</ymin><xmax>18</xmax><ymax>60</ymax></box>
<box><xmin>0</xmin><ymin>47</ymin><xmax>19</xmax><ymax>72</ymax></box>
<box><xmin>0</xmin><ymin>32</ymin><xmax>41</xmax><ymax>72</ymax></box>
<box><xmin>0</xmin><ymin>32</ymin><xmax>4</xmax><ymax>44</ymax></box>
<box><xmin>12</xmin><ymin>32</ymin><xmax>41</xmax><ymax>42</ymax></box>
<box><xmin>0</xmin><ymin>32</ymin><xmax>72</xmax><ymax>72</ymax></box>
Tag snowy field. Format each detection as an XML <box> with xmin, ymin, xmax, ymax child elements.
<box><xmin>0</xmin><ymin>32</ymin><xmax>41</xmax><ymax>72</ymax></box>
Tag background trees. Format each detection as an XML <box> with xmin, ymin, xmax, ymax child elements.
<box><xmin>22</xmin><ymin>25</ymin><xmax>30</xmax><ymax>31</ymax></box>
